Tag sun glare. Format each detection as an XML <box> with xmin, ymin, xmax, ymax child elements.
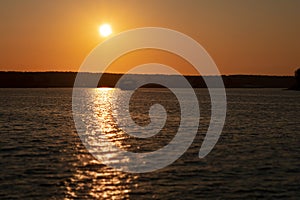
<box><xmin>99</xmin><ymin>24</ymin><xmax>112</xmax><ymax>37</ymax></box>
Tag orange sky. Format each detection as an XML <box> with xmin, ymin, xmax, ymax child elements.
<box><xmin>107</xmin><ymin>49</ymin><xmax>200</xmax><ymax>75</ymax></box>
<box><xmin>0</xmin><ymin>0</ymin><xmax>299</xmax><ymax>75</ymax></box>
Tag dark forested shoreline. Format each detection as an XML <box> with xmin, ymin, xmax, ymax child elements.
<box><xmin>0</xmin><ymin>71</ymin><xmax>296</xmax><ymax>88</ymax></box>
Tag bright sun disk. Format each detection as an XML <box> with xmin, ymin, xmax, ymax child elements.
<box><xmin>99</xmin><ymin>24</ymin><xmax>112</xmax><ymax>37</ymax></box>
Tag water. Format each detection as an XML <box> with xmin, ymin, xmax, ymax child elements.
<box><xmin>0</xmin><ymin>88</ymin><xmax>299</xmax><ymax>199</ymax></box>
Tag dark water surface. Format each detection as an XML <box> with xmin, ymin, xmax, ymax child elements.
<box><xmin>0</xmin><ymin>88</ymin><xmax>299</xmax><ymax>199</ymax></box>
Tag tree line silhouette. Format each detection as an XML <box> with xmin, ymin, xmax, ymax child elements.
<box><xmin>0</xmin><ymin>71</ymin><xmax>297</xmax><ymax>89</ymax></box>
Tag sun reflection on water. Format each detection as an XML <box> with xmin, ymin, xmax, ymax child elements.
<box><xmin>66</xmin><ymin>88</ymin><xmax>138</xmax><ymax>199</ymax></box>
<box><xmin>64</xmin><ymin>153</ymin><xmax>137</xmax><ymax>199</ymax></box>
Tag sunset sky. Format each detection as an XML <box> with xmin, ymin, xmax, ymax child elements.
<box><xmin>1</xmin><ymin>0</ymin><xmax>299</xmax><ymax>75</ymax></box>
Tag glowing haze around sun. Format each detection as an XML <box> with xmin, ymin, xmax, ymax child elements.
<box><xmin>99</xmin><ymin>24</ymin><xmax>112</xmax><ymax>37</ymax></box>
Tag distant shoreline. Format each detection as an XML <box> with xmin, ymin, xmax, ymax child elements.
<box><xmin>0</xmin><ymin>71</ymin><xmax>296</xmax><ymax>88</ymax></box>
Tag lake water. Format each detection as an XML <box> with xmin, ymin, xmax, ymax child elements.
<box><xmin>0</xmin><ymin>88</ymin><xmax>299</xmax><ymax>199</ymax></box>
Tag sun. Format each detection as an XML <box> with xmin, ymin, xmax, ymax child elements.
<box><xmin>99</xmin><ymin>24</ymin><xmax>112</xmax><ymax>37</ymax></box>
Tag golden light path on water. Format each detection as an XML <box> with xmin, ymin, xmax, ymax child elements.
<box><xmin>65</xmin><ymin>88</ymin><xmax>138</xmax><ymax>199</ymax></box>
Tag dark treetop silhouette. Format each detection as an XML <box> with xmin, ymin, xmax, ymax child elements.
<box><xmin>296</xmin><ymin>68</ymin><xmax>300</xmax><ymax>86</ymax></box>
<box><xmin>289</xmin><ymin>68</ymin><xmax>300</xmax><ymax>91</ymax></box>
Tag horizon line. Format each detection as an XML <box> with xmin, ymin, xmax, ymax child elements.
<box><xmin>0</xmin><ymin>71</ymin><xmax>295</xmax><ymax>77</ymax></box>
